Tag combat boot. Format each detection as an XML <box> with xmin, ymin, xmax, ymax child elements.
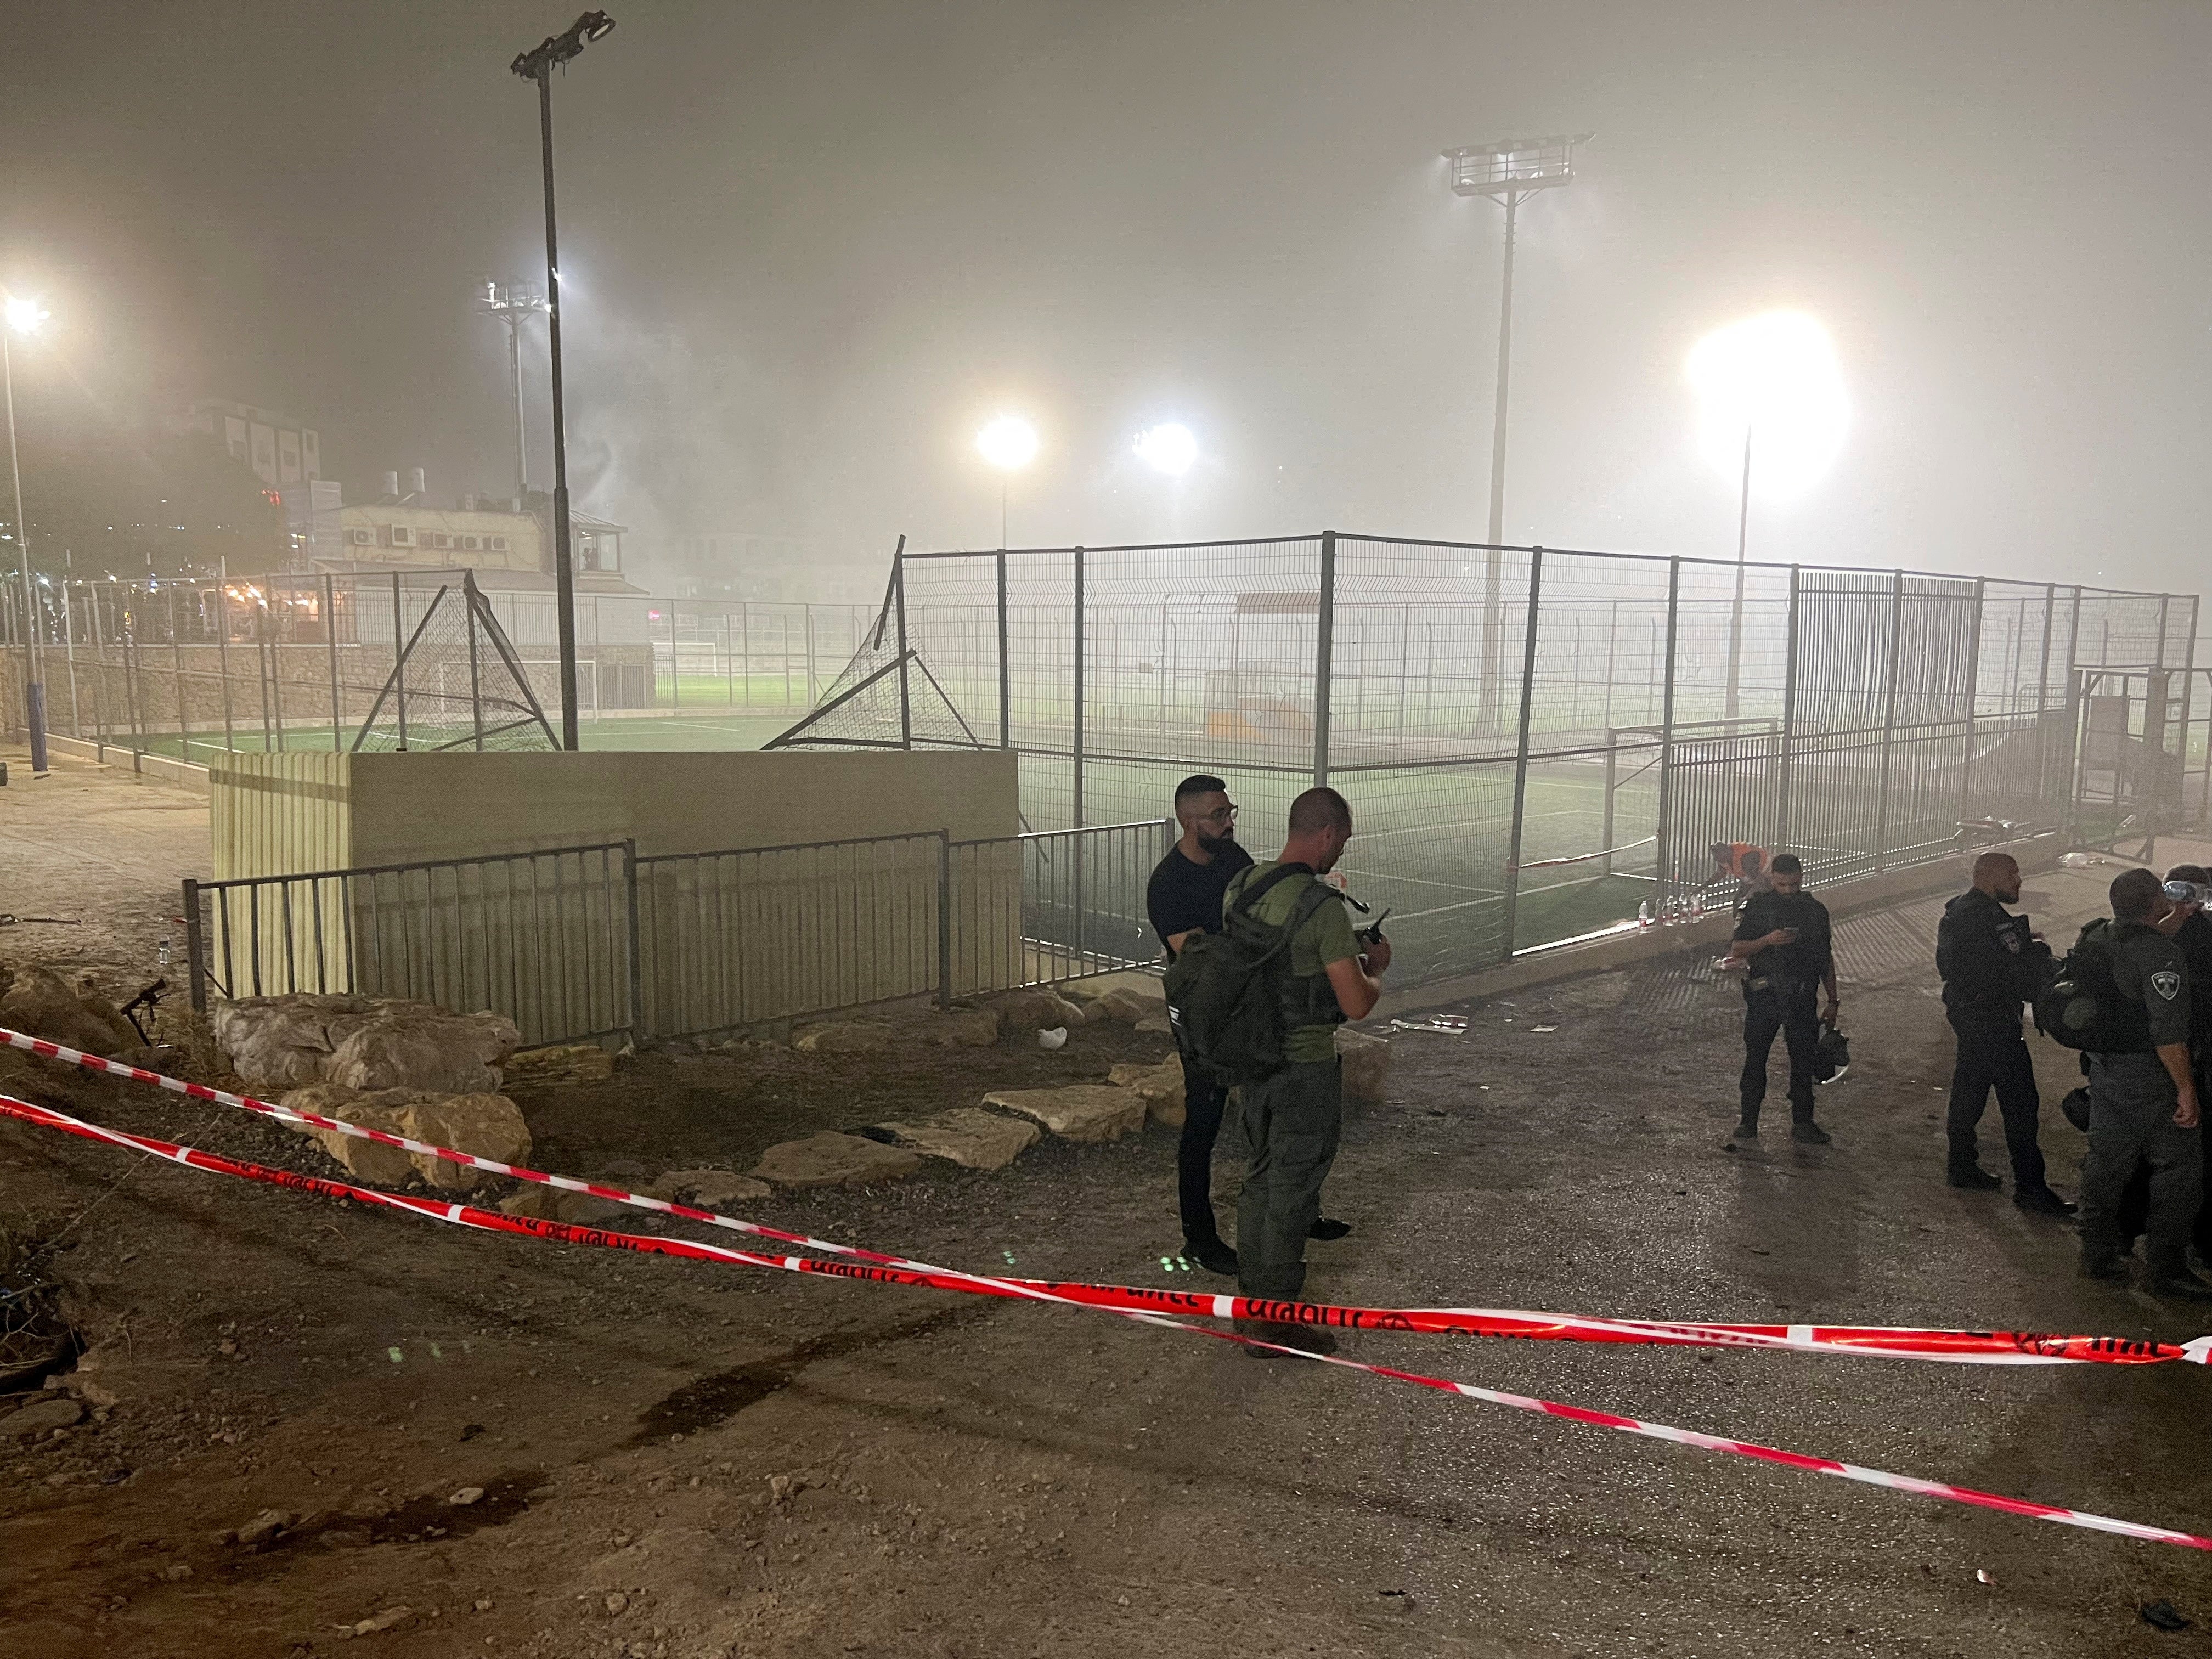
<box><xmin>1790</xmin><ymin>1118</ymin><xmax>1832</xmax><ymax>1145</ymax></box>
<box><xmin>2147</xmin><ymin>1256</ymin><xmax>2212</xmax><ymax>1301</ymax></box>
<box><xmin>2078</xmin><ymin>1246</ymin><xmax>2128</xmax><ymax>1282</ymax></box>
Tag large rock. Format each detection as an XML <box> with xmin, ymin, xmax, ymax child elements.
<box><xmin>930</xmin><ymin>1007</ymin><xmax>1002</xmax><ymax>1048</ymax></box>
<box><xmin>980</xmin><ymin>1085</ymin><xmax>1147</xmax><ymax>1144</ymax></box>
<box><xmin>873</xmin><ymin>1108</ymin><xmax>1041</xmax><ymax>1171</ymax></box>
<box><xmin>324</xmin><ymin>1006</ymin><xmax>519</xmax><ymax>1094</ymax></box>
<box><xmin>0</xmin><ymin>966</ymin><xmax>138</xmax><ymax>1057</ymax></box>
<box><xmin>752</xmin><ymin>1132</ymin><xmax>923</xmax><ymax>1188</ymax></box>
<box><xmin>646</xmin><ymin>1168</ymin><xmax>773</xmax><ymax>1207</ymax></box>
<box><xmin>988</xmin><ymin>989</ymin><xmax>1088</xmax><ymax>1035</ymax></box>
<box><xmin>1336</xmin><ymin>1028</ymin><xmax>1391</xmax><ymax>1104</ymax></box>
<box><xmin>499</xmin><ymin>1186</ymin><xmax>622</xmax><ymax>1226</ymax></box>
<box><xmin>0</xmin><ymin>1395</ymin><xmax>84</xmax><ymax>1439</ymax></box>
<box><xmin>1109</xmin><ymin>1056</ymin><xmax>1188</xmax><ymax>1128</ymax></box>
<box><xmin>793</xmin><ymin>1020</ymin><xmax>893</xmax><ymax>1055</ymax></box>
<box><xmin>278</xmin><ymin>1082</ymin><xmax>529</xmax><ymax>1192</ymax></box>
<box><xmin>1090</xmin><ymin>985</ymin><xmax>1166</xmax><ymax>1025</ymax></box>
<box><xmin>213</xmin><ymin>994</ymin><xmax>516</xmax><ymax>1093</ymax></box>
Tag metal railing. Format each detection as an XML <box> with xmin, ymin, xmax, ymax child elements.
<box><xmin>184</xmin><ymin>842</ymin><xmax>639</xmax><ymax>1049</ymax></box>
<box><xmin>181</xmin><ymin>820</ymin><xmax>1170</xmax><ymax>1049</ymax></box>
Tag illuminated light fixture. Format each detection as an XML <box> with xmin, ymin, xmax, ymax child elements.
<box><xmin>1685</xmin><ymin>309</ymin><xmax>1848</xmax><ymax>503</ymax></box>
<box><xmin>1686</xmin><ymin>309</ymin><xmax>1848</xmax><ymax>721</ymax></box>
<box><xmin>4</xmin><ymin>297</ymin><xmax>48</xmax><ymax>336</ymax></box>
<box><xmin>1133</xmin><ymin>422</ymin><xmax>1197</xmax><ymax>477</ymax></box>
<box><xmin>975</xmin><ymin>415</ymin><xmax>1039</xmax><ymax>472</ymax></box>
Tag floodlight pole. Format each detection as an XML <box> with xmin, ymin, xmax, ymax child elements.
<box><xmin>513</xmin><ymin>10</ymin><xmax>615</xmax><ymax>753</ymax></box>
<box><xmin>1725</xmin><ymin>424</ymin><xmax>1751</xmax><ymax>723</ymax></box>
<box><xmin>3</xmin><ymin>326</ymin><xmax>46</xmax><ymax>775</ymax></box>
<box><xmin>479</xmin><ymin>280</ymin><xmax>548</xmax><ymax>500</ymax></box>
<box><xmin>1445</xmin><ymin>133</ymin><xmax>1590</xmax><ymax>730</ymax></box>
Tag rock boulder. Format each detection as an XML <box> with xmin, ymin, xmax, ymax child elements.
<box><xmin>793</xmin><ymin>1020</ymin><xmax>893</xmax><ymax>1055</ymax></box>
<box><xmin>752</xmin><ymin>1132</ymin><xmax>923</xmax><ymax>1188</ymax></box>
<box><xmin>873</xmin><ymin>1108</ymin><xmax>1041</xmax><ymax>1171</ymax></box>
<box><xmin>930</xmin><ymin>1007</ymin><xmax>1002</xmax><ymax>1048</ymax></box>
<box><xmin>214</xmin><ymin>994</ymin><xmax>517</xmax><ymax>1093</ymax></box>
<box><xmin>278</xmin><ymin>1082</ymin><xmax>529</xmax><ymax>1191</ymax></box>
<box><xmin>646</xmin><ymin>1168</ymin><xmax>773</xmax><ymax>1207</ymax></box>
<box><xmin>0</xmin><ymin>966</ymin><xmax>139</xmax><ymax>1057</ymax></box>
<box><xmin>498</xmin><ymin>1186</ymin><xmax>622</xmax><ymax>1226</ymax></box>
<box><xmin>988</xmin><ymin>989</ymin><xmax>1089</xmax><ymax>1035</ymax></box>
<box><xmin>980</xmin><ymin>1085</ymin><xmax>1147</xmax><ymax>1144</ymax></box>
<box><xmin>1109</xmin><ymin>1056</ymin><xmax>1188</xmax><ymax>1128</ymax></box>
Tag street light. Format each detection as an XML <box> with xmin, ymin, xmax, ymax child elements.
<box><xmin>1133</xmin><ymin>422</ymin><xmax>1197</xmax><ymax>477</ymax></box>
<box><xmin>1443</xmin><ymin>131</ymin><xmax>1592</xmax><ymax>726</ymax></box>
<box><xmin>975</xmin><ymin>414</ymin><xmax>1037</xmax><ymax>547</ymax></box>
<box><xmin>477</xmin><ymin>278</ymin><xmax>549</xmax><ymax>501</ymax></box>
<box><xmin>512</xmin><ymin>8</ymin><xmax>616</xmax><ymax>753</ymax></box>
<box><xmin>1685</xmin><ymin>309</ymin><xmax>1848</xmax><ymax>720</ymax></box>
<box><xmin>3</xmin><ymin>292</ymin><xmax>49</xmax><ymax>776</ymax></box>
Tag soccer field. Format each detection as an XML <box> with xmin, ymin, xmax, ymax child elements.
<box><xmin>111</xmin><ymin>710</ymin><xmax>799</xmax><ymax>761</ymax></box>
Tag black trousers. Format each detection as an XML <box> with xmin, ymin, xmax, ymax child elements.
<box><xmin>1945</xmin><ymin>1013</ymin><xmax>2047</xmax><ymax>1188</ymax></box>
<box><xmin>1741</xmin><ymin>983</ymin><xmax>1820</xmax><ymax>1123</ymax></box>
<box><xmin>1177</xmin><ymin>1055</ymin><xmax>1232</xmax><ymax>1245</ymax></box>
<box><xmin>2081</xmin><ymin>1053</ymin><xmax>2203</xmax><ymax>1267</ymax></box>
<box><xmin>2115</xmin><ymin>1054</ymin><xmax>2212</xmax><ymax>1257</ymax></box>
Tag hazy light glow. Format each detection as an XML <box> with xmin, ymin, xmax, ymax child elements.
<box><xmin>1686</xmin><ymin>311</ymin><xmax>1847</xmax><ymax>498</ymax></box>
<box><xmin>975</xmin><ymin>414</ymin><xmax>1039</xmax><ymax>472</ymax></box>
<box><xmin>4</xmin><ymin>296</ymin><xmax>49</xmax><ymax>336</ymax></box>
<box><xmin>1133</xmin><ymin>422</ymin><xmax>1197</xmax><ymax>476</ymax></box>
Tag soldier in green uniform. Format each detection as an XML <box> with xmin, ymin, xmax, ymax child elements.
<box><xmin>1223</xmin><ymin>786</ymin><xmax>1389</xmax><ymax>1357</ymax></box>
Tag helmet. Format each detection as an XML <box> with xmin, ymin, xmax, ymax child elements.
<box><xmin>1812</xmin><ymin>1019</ymin><xmax>1851</xmax><ymax>1085</ymax></box>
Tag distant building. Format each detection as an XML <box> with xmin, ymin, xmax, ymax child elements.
<box><xmin>311</xmin><ymin>471</ymin><xmax>642</xmax><ymax>596</ymax></box>
<box><xmin>176</xmin><ymin>399</ymin><xmax>321</xmax><ymax>489</ymax></box>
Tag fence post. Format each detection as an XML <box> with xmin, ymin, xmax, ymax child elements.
<box><xmin>1959</xmin><ymin>577</ymin><xmax>1985</xmax><ymax>841</ymax></box>
<box><xmin>87</xmin><ymin>583</ymin><xmax>109</xmax><ymax>757</ymax></box>
<box><xmin>1775</xmin><ymin>567</ymin><xmax>1801</xmax><ymax>853</ymax></box>
<box><xmin>2031</xmin><ymin>580</ymin><xmax>2056</xmax><ymax>814</ymax></box>
<box><xmin>996</xmin><ymin>549</ymin><xmax>1011</xmax><ymax>748</ymax></box>
<box><xmin>667</xmin><ymin>600</ymin><xmax>680</xmax><ymax>708</ymax></box>
<box><xmin>622</xmin><ymin>838</ymin><xmax>644</xmax><ymax>1043</ymax></box>
<box><xmin>466</xmin><ymin>575</ymin><xmax>487</xmax><ymax>751</ymax></box>
<box><xmin>390</xmin><ymin>571</ymin><xmax>409</xmax><ymax>749</ymax></box>
<box><xmin>60</xmin><ymin>579</ymin><xmax>78</xmax><ymax>739</ymax></box>
<box><xmin>168</xmin><ymin>585</ymin><xmax>190</xmax><ymax>761</ymax></box>
<box><xmin>325</xmin><ymin>573</ymin><xmax>342</xmax><ymax>752</ymax></box>
<box><xmin>123</xmin><ymin>606</ymin><xmax>145</xmax><ymax>755</ymax></box>
<box><xmin>1313</xmin><ymin>531</ymin><xmax>1337</xmax><ymax>786</ymax></box>
<box><xmin>2061</xmin><ymin>586</ymin><xmax>2083</xmax><ymax>838</ymax></box>
<box><xmin>1871</xmin><ymin>570</ymin><xmax>1906</xmax><ymax>871</ymax></box>
<box><xmin>1500</xmin><ymin>547</ymin><xmax>1543</xmax><ymax>955</ymax></box>
<box><xmin>936</xmin><ymin>830</ymin><xmax>953</xmax><ymax>1011</ymax></box>
<box><xmin>1654</xmin><ymin>558</ymin><xmax>1681</xmax><ymax>913</ymax></box>
<box><xmin>183</xmin><ymin>878</ymin><xmax>206</xmax><ymax>1013</ymax></box>
<box><xmin>1072</xmin><ymin>546</ymin><xmax>1086</xmax><ymax>830</ymax></box>
<box><xmin>893</xmin><ymin>548</ymin><xmax>912</xmax><ymax>751</ymax></box>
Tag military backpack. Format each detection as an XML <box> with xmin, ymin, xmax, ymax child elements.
<box><xmin>1164</xmin><ymin>863</ymin><xmax>1339</xmax><ymax>1087</ymax></box>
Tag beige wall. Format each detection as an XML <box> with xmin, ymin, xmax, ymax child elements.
<box><xmin>203</xmin><ymin>751</ymin><xmax>1023</xmax><ymax>1039</ymax></box>
<box><xmin>342</xmin><ymin>749</ymin><xmax>1017</xmax><ymax>866</ymax></box>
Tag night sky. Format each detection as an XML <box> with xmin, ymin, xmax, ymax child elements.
<box><xmin>6</xmin><ymin>2</ymin><xmax>2209</xmax><ymax>597</ymax></box>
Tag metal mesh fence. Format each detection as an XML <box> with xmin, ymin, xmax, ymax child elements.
<box><xmin>764</xmin><ymin>536</ymin><xmax>2200</xmax><ymax>986</ymax></box>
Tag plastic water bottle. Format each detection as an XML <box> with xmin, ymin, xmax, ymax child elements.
<box><xmin>157</xmin><ymin>936</ymin><xmax>172</xmax><ymax>968</ymax></box>
<box><xmin>1638</xmin><ymin>900</ymin><xmax>1652</xmax><ymax>929</ymax></box>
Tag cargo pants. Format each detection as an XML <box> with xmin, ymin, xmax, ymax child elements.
<box><xmin>2079</xmin><ymin>1052</ymin><xmax>2203</xmax><ymax>1268</ymax></box>
<box><xmin>1234</xmin><ymin>1058</ymin><xmax>1344</xmax><ymax>1302</ymax></box>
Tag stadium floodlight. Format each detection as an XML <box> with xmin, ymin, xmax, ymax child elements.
<box><xmin>3</xmin><ymin>291</ymin><xmax>49</xmax><ymax>775</ymax></box>
<box><xmin>512</xmin><ymin>9</ymin><xmax>616</xmax><ymax>753</ymax></box>
<box><xmin>1133</xmin><ymin>422</ymin><xmax>1197</xmax><ymax>477</ymax></box>
<box><xmin>1686</xmin><ymin>309</ymin><xmax>1849</xmax><ymax>720</ymax></box>
<box><xmin>477</xmin><ymin>279</ymin><xmax>549</xmax><ymax>499</ymax></box>
<box><xmin>1443</xmin><ymin>131</ymin><xmax>1593</xmax><ymax>732</ymax></box>
<box><xmin>976</xmin><ymin>414</ymin><xmax>1039</xmax><ymax>547</ymax></box>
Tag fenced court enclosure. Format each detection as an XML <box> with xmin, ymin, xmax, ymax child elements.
<box><xmin>0</xmin><ymin>568</ymin><xmax>874</xmax><ymax>760</ymax></box>
<box><xmin>771</xmin><ymin>534</ymin><xmax>2206</xmax><ymax>986</ymax></box>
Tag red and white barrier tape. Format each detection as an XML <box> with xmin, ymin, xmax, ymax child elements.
<box><xmin>6</xmin><ymin>1027</ymin><xmax>2205</xmax><ymax>1370</ymax></box>
<box><xmin>3</xmin><ymin>1088</ymin><xmax>2206</xmax><ymax>1553</ymax></box>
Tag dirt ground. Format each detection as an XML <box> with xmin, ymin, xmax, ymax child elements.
<box><xmin>7</xmin><ymin>746</ymin><xmax>2212</xmax><ymax>1658</ymax></box>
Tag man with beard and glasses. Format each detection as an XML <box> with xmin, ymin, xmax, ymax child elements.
<box><xmin>1146</xmin><ymin>774</ymin><xmax>1255</xmax><ymax>1274</ymax></box>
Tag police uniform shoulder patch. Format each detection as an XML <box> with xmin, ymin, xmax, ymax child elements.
<box><xmin>2152</xmin><ymin>969</ymin><xmax>2182</xmax><ymax>1001</ymax></box>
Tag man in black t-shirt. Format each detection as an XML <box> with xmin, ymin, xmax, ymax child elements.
<box><xmin>1727</xmin><ymin>853</ymin><xmax>1839</xmax><ymax>1146</ymax></box>
<box><xmin>1145</xmin><ymin>774</ymin><xmax>1254</xmax><ymax>1276</ymax></box>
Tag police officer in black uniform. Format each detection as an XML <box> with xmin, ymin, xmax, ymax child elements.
<box><xmin>1728</xmin><ymin>853</ymin><xmax>1838</xmax><ymax>1145</ymax></box>
<box><xmin>2077</xmin><ymin>868</ymin><xmax>2212</xmax><ymax>1299</ymax></box>
<box><xmin>1936</xmin><ymin>850</ymin><xmax>2072</xmax><ymax>1214</ymax></box>
<box><xmin>1145</xmin><ymin>774</ymin><xmax>1253</xmax><ymax>1275</ymax></box>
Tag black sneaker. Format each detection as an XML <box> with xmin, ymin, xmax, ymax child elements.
<box><xmin>1183</xmin><ymin>1237</ymin><xmax>1238</xmax><ymax>1276</ymax></box>
<box><xmin>1729</xmin><ymin>1118</ymin><xmax>1759</xmax><ymax>1143</ymax></box>
<box><xmin>1790</xmin><ymin>1121</ymin><xmax>1832</xmax><ymax>1145</ymax></box>
<box><xmin>2013</xmin><ymin>1186</ymin><xmax>2076</xmax><ymax>1217</ymax></box>
<box><xmin>1948</xmin><ymin>1167</ymin><xmax>2002</xmax><ymax>1190</ymax></box>
<box><xmin>1308</xmin><ymin>1218</ymin><xmax>1351</xmax><ymax>1242</ymax></box>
